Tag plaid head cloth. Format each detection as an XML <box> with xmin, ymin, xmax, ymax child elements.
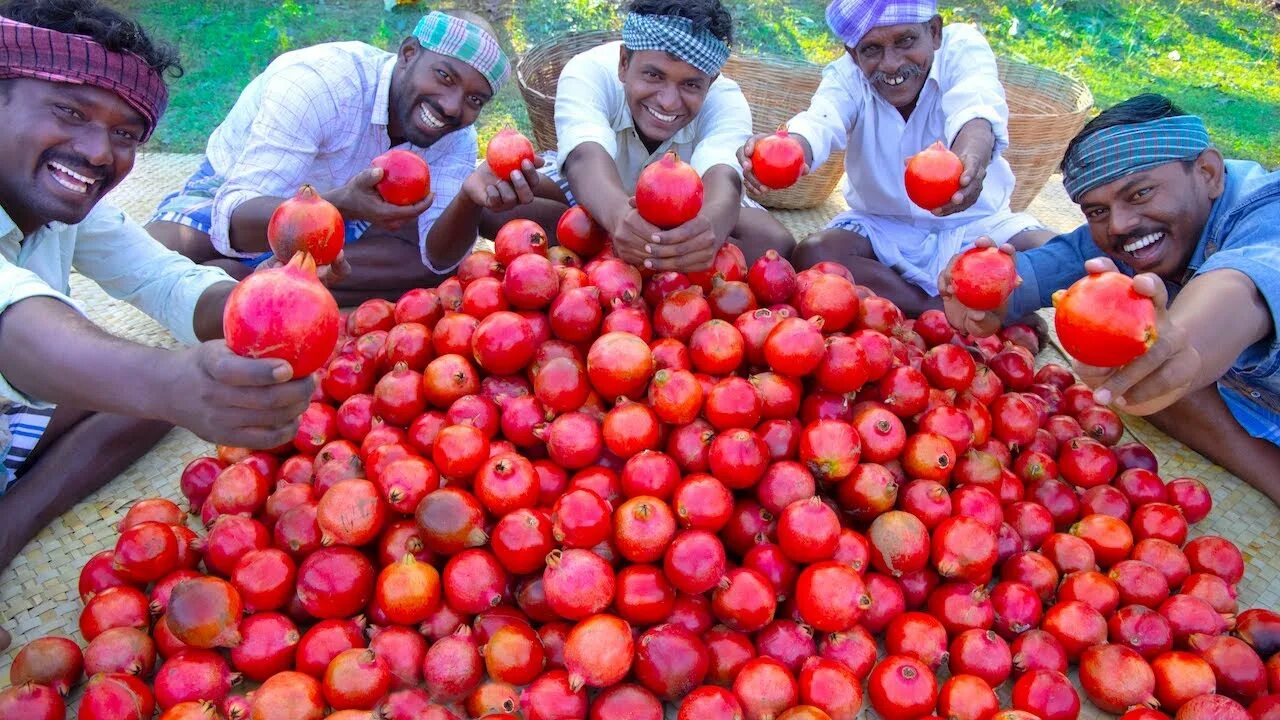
<box><xmin>0</xmin><ymin>15</ymin><xmax>169</xmax><ymax>140</ymax></box>
<box><xmin>621</xmin><ymin>13</ymin><xmax>732</xmax><ymax>76</ymax></box>
<box><xmin>413</xmin><ymin>11</ymin><xmax>511</xmax><ymax>93</ymax></box>
<box><xmin>1062</xmin><ymin>115</ymin><xmax>1210</xmax><ymax>202</ymax></box>
<box><xmin>825</xmin><ymin>0</ymin><xmax>939</xmax><ymax>47</ymax></box>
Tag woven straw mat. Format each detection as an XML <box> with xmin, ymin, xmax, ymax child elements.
<box><xmin>2</xmin><ymin>153</ymin><xmax>1276</xmax><ymax>720</ymax></box>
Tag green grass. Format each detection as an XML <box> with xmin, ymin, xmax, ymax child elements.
<box><xmin>118</xmin><ymin>0</ymin><xmax>1280</xmax><ymax>166</ymax></box>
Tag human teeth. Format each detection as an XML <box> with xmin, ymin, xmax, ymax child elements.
<box><xmin>50</xmin><ymin>161</ymin><xmax>96</xmax><ymax>185</ymax></box>
<box><xmin>418</xmin><ymin>103</ymin><xmax>445</xmax><ymax>129</ymax></box>
<box><xmin>48</xmin><ymin>163</ymin><xmax>89</xmax><ymax>194</ymax></box>
<box><xmin>884</xmin><ymin>76</ymin><xmax>905</xmax><ymax>86</ymax></box>
<box><xmin>1123</xmin><ymin>232</ymin><xmax>1163</xmax><ymax>253</ymax></box>
<box><xmin>645</xmin><ymin>105</ymin><xmax>677</xmax><ymax>123</ymax></box>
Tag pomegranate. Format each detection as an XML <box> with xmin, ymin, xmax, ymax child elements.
<box><xmin>635</xmin><ymin>152</ymin><xmax>703</xmax><ymax>229</ymax></box>
<box><xmin>372</xmin><ymin>149</ymin><xmax>431</xmax><ymax>206</ymax></box>
<box><xmin>267</xmin><ymin>184</ymin><xmax>344</xmax><ymax>264</ymax></box>
<box><xmin>223</xmin><ymin>252</ymin><xmax>340</xmax><ymax>377</ymax></box>
<box><xmin>1053</xmin><ymin>271</ymin><xmax>1158</xmax><ymax>367</ymax></box>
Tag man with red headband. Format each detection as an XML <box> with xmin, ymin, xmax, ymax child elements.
<box><xmin>0</xmin><ymin>0</ymin><xmax>321</xmax><ymax>646</ymax></box>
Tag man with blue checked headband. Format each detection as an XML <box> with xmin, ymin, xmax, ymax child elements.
<box><xmin>532</xmin><ymin>0</ymin><xmax>795</xmax><ymax>270</ymax></box>
<box><xmin>939</xmin><ymin>95</ymin><xmax>1280</xmax><ymax>506</ymax></box>
<box><xmin>148</xmin><ymin>10</ymin><xmax>549</xmax><ymax>304</ymax></box>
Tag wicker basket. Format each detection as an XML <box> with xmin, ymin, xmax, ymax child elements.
<box><xmin>516</xmin><ymin>32</ymin><xmax>1094</xmax><ymax>212</ymax></box>
<box><xmin>516</xmin><ymin>30</ymin><xmax>845</xmax><ymax>210</ymax></box>
<box><xmin>998</xmin><ymin>57</ymin><xmax>1094</xmax><ymax>212</ymax></box>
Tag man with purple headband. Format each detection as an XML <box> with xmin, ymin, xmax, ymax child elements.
<box><xmin>939</xmin><ymin>94</ymin><xmax>1280</xmax><ymax>506</ymax></box>
<box><xmin>738</xmin><ymin>0</ymin><xmax>1053</xmax><ymax>316</ymax></box>
<box><xmin>0</xmin><ymin>0</ymin><xmax>325</xmax><ymax>647</ymax></box>
<box><xmin>532</xmin><ymin>0</ymin><xmax>795</xmax><ymax>270</ymax></box>
<box><xmin>149</xmin><ymin>10</ymin><xmax>551</xmax><ymax>304</ymax></box>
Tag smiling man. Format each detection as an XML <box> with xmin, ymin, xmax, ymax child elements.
<box><xmin>148</xmin><ymin>11</ymin><xmax>546</xmax><ymax>304</ymax></box>
<box><xmin>739</xmin><ymin>0</ymin><xmax>1052</xmax><ymax>316</ymax></box>
<box><xmin>0</xmin><ymin>0</ymin><xmax>326</xmax><ymax>648</ymax></box>
<box><xmin>939</xmin><ymin>94</ymin><xmax>1280</xmax><ymax>505</ymax></box>
<box><xmin>537</xmin><ymin>0</ymin><xmax>794</xmax><ymax>271</ymax></box>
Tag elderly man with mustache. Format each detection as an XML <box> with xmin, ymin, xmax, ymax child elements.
<box><xmin>738</xmin><ymin>0</ymin><xmax>1053</xmax><ymax>316</ymax></box>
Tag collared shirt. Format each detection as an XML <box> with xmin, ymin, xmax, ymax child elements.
<box><xmin>553</xmin><ymin>41</ymin><xmax>752</xmax><ymax>193</ymax></box>
<box><xmin>204</xmin><ymin>41</ymin><xmax>477</xmax><ymax>272</ymax></box>
<box><xmin>1007</xmin><ymin>159</ymin><xmax>1280</xmax><ymax>420</ymax></box>
<box><xmin>0</xmin><ymin>202</ymin><xmax>233</xmax><ymax>407</ymax></box>
<box><xmin>785</xmin><ymin>24</ymin><xmax>1016</xmax><ymax>228</ymax></box>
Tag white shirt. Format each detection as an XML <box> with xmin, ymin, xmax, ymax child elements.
<box><xmin>553</xmin><ymin>41</ymin><xmax>752</xmax><ymax>193</ymax></box>
<box><xmin>204</xmin><ymin>41</ymin><xmax>477</xmax><ymax>272</ymax></box>
<box><xmin>786</xmin><ymin>24</ymin><xmax>1017</xmax><ymax>228</ymax></box>
<box><xmin>0</xmin><ymin>202</ymin><xmax>233</xmax><ymax>407</ymax></box>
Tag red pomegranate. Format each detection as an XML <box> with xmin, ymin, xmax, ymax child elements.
<box><xmin>635</xmin><ymin>152</ymin><xmax>704</xmax><ymax>229</ymax></box>
<box><xmin>223</xmin><ymin>252</ymin><xmax>340</xmax><ymax>377</ymax></box>
<box><xmin>266</xmin><ymin>185</ymin><xmax>344</xmax><ymax>264</ymax></box>
<box><xmin>372</xmin><ymin>149</ymin><xmax>431</xmax><ymax>206</ymax></box>
<box><xmin>1053</xmin><ymin>271</ymin><xmax>1158</xmax><ymax>367</ymax></box>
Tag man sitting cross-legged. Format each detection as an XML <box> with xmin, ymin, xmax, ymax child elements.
<box><xmin>528</xmin><ymin>0</ymin><xmax>795</xmax><ymax>271</ymax></box>
<box><xmin>739</xmin><ymin>0</ymin><xmax>1053</xmax><ymax>316</ymax></box>
<box><xmin>939</xmin><ymin>94</ymin><xmax>1280</xmax><ymax>506</ymax></box>
<box><xmin>0</xmin><ymin>0</ymin><xmax>333</xmax><ymax>649</ymax></box>
<box><xmin>147</xmin><ymin>10</ymin><xmax>557</xmax><ymax>305</ymax></box>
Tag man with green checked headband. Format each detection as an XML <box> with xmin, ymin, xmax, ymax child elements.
<box><xmin>149</xmin><ymin>10</ymin><xmax>553</xmax><ymax>304</ymax></box>
<box><xmin>530</xmin><ymin>0</ymin><xmax>796</xmax><ymax>270</ymax></box>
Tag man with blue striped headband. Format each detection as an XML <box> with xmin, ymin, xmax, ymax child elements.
<box><xmin>528</xmin><ymin>0</ymin><xmax>794</xmax><ymax>270</ymax></box>
<box><xmin>738</xmin><ymin>0</ymin><xmax>1052</xmax><ymax>316</ymax></box>
<box><xmin>147</xmin><ymin>10</ymin><xmax>545</xmax><ymax>304</ymax></box>
<box><xmin>940</xmin><ymin>94</ymin><xmax>1280</xmax><ymax>506</ymax></box>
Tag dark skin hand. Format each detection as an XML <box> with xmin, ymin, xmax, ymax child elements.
<box><xmin>0</xmin><ymin>296</ymin><xmax>315</xmax><ymax>450</ymax></box>
<box><xmin>931</xmin><ymin>118</ymin><xmax>995</xmax><ymax>216</ymax></box>
<box><xmin>563</xmin><ymin>143</ymin><xmax>743</xmax><ymax>272</ymax></box>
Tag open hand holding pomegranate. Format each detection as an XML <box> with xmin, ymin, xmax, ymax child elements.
<box><xmin>462</xmin><ymin>153</ymin><xmax>545</xmax><ymax>213</ymax></box>
<box><xmin>738</xmin><ymin>131</ymin><xmax>811</xmax><ymax>197</ymax></box>
<box><xmin>162</xmin><ymin>340</ymin><xmax>315</xmax><ymax>449</ymax></box>
<box><xmin>324</xmin><ymin>165</ymin><xmax>435</xmax><ymax>229</ymax></box>
<box><xmin>938</xmin><ymin>236</ymin><xmax>1014</xmax><ymax>338</ymax></box>
<box><xmin>1063</xmin><ymin>258</ymin><xmax>1188</xmax><ymax>416</ymax></box>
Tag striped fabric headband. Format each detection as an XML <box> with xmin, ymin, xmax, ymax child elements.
<box><xmin>1062</xmin><ymin>115</ymin><xmax>1210</xmax><ymax>202</ymax></box>
<box><xmin>622</xmin><ymin>13</ymin><xmax>731</xmax><ymax>76</ymax></box>
<box><xmin>412</xmin><ymin>11</ymin><xmax>511</xmax><ymax>93</ymax></box>
<box><xmin>0</xmin><ymin>16</ymin><xmax>169</xmax><ymax>141</ymax></box>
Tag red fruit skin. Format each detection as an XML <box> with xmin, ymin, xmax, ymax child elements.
<box><xmin>372</xmin><ymin>149</ymin><xmax>431</xmax><ymax>205</ymax></box>
<box><xmin>937</xmin><ymin>674</ymin><xmax>999</xmax><ymax>720</ymax></box>
<box><xmin>1012</xmin><ymin>669</ymin><xmax>1081</xmax><ymax>720</ymax></box>
<box><xmin>0</xmin><ymin>683</ymin><xmax>65</xmax><ymax>720</ymax></box>
<box><xmin>1054</xmin><ymin>271</ymin><xmax>1158</xmax><ymax>367</ymax></box>
<box><xmin>229</xmin><ymin>612</ymin><xmax>300</xmax><ymax>682</ymax></box>
<box><xmin>1175</xmin><ymin>694</ymin><xmax>1250</xmax><ymax>719</ymax></box>
<box><xmin>751</xmin><ymin>130</ymin><xmax>806</xmax><ymax>189</ymax></box>
<box><xmin>885</xmin><ymin>612</ymin><xmax>949</xmax><ymax>671</ymax></box>
<box><xmin>1187</xmin><ymin>633</ymin><xmax>1268</xmax><ymax>705</ymax></box>
<box><xmin>154</xmin><ymin>649</ymin><xmax>237</xmax><ymax>711</ymax></box>
<box><xmin>11</xmin><ymin>636</ymin><xmax>84</xmax><ymax>697</ymax></box>
<box><xmin>521</xmin><ymin>670</ymin><xmax>588</xmax><ymax>720</ymax></box>
<box><xmin>295</xmin><ymin>546</ymin><xmax>375</xmax><ymax>620</ymax></box>
<box><xmin>267</xmin><ymin>184</ymin><xmax>345</xmax><ymax>264</ymax></box>
<box><xmin>223</xmin><ymin>253</ymin><xmax>340</xmax><ymax>377</ymax></box>
<box><xmin>679</xmin><ymin>685</ymin><xmax>745</xmax><ymax>720</ymax></box>
<box><xmin>1079</xmin><ymin>643</ymin><xmax>1158</xmax><ymax>713</ymax></box>
<box><xmin>796</xmin><ymin>562</ymin><xmax>869</xmax><ymax>634</ymax></box>
<box><xmin>486</xmin><ymin>128</ymin><xmax>537</xmax><ymax>183</ymax></box>
<box><xmin>636</xmin><ymin>152</ymin><xmax>704</xmax><ymax>229</ymax></box>
<box><xmin>867</xmin><ymin>654</ymin><xmax>939</xmax><ymax>720</ymax></box>
<box><xmin>248</xmin><ymin>670</ymin><xmax>326</xmax><ymax>720</ymax></box>
<box><xmin>952</xmin><ymin>246</ymin><xmax>1019</xmax><ymax>311</ymax></box>
<box><xmin>949</xmin><ymin>629</ymin><xmax>1013</xmax><ymax>689</ymax></box>
<box><xmin>733</xmin><ymin>657</ymin><xmax>799</xmax><ymax>720</ymax></box>
<box><xmin>83</xmin><ymin>626</ymin><xmax>156</xmax><ymax>678</ymax></box>
<box><xmin>80</xmin><ymin>585</ymin><xmax>151</xmax><ymax>642</ymax></box>
<box><xmin>1152</xmin><ymin>650</ymin><xmax>1217</xmax><ymax>712</ymax></box>
<box><xmin>904</xmin><ymin>141</ymin><xmax>963</xmax><ymax>210</ymax></box>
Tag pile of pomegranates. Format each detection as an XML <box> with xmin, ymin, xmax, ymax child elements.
<box><xmin>4</xmin><ymin>211</ymin><xmax>1279</xmax><ymax>720</ymax></box>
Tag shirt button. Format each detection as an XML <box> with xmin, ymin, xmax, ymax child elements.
<box><xmin>1251</xmin><ymin>391</ymin><xmax>1261</xmax><ymax>398</ymax></box>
